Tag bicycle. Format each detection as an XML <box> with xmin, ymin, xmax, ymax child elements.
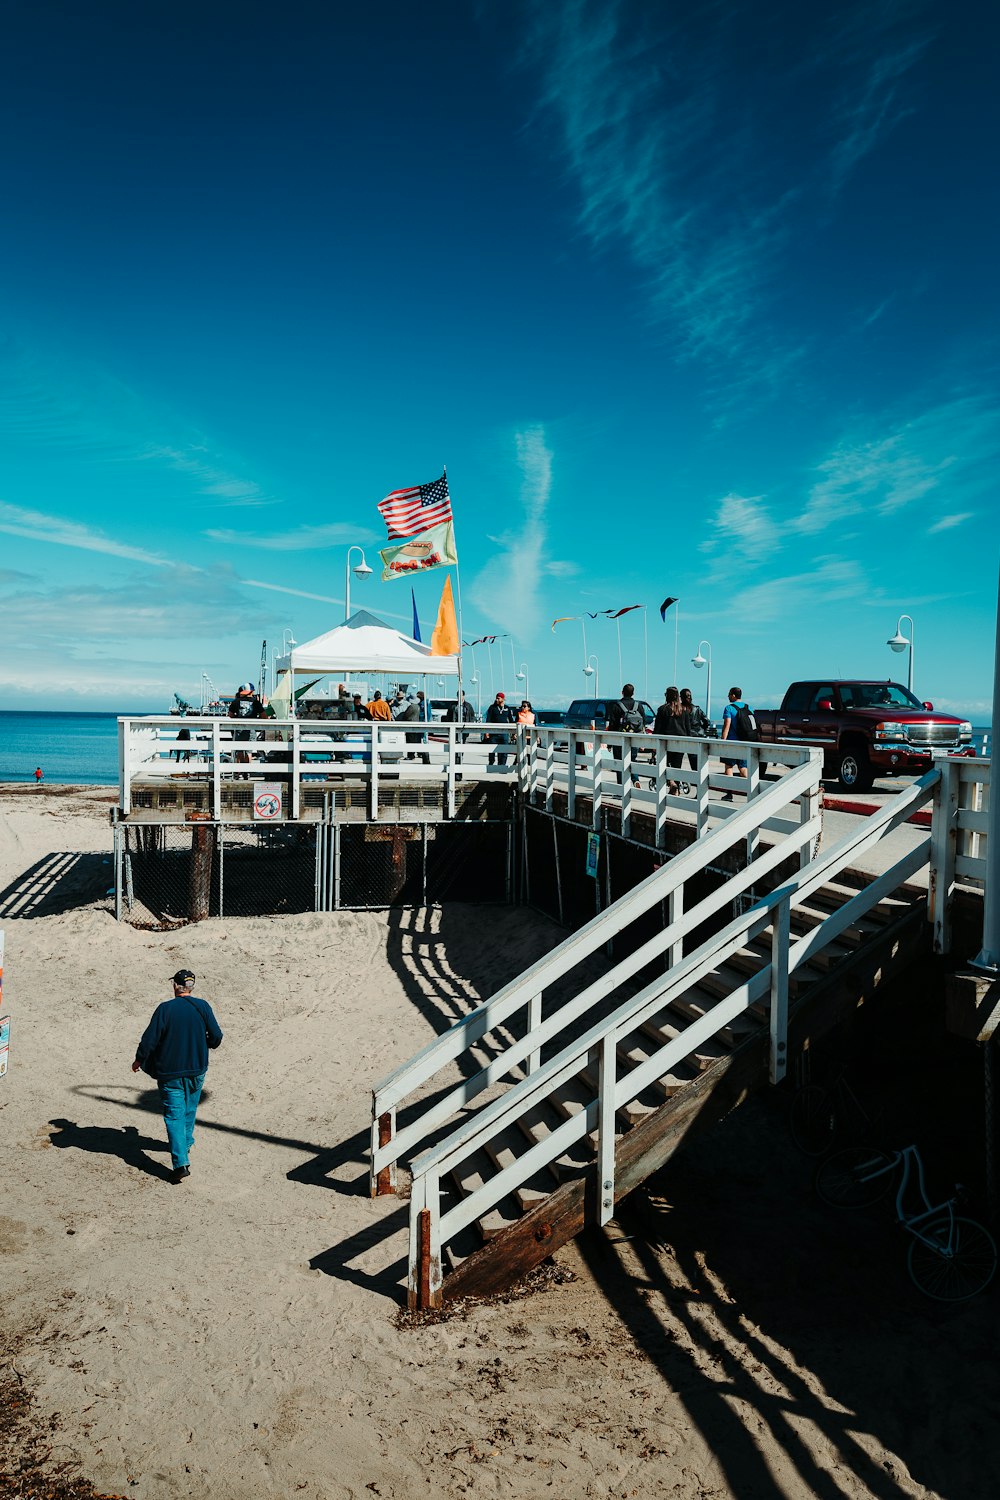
<box><xmin>815</xmin><ymin>1143</ymin><xmax>998</xmax><ymax>1301</ymax></box>
<box><xmin>789</xmin><ymin>1070</ymin><xmax>880</xmax><ymax>1157</ymax></box>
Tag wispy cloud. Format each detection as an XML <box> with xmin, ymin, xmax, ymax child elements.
<box><xmin>0</xmin><ymin>334</ymin><xmax>275</xmax><ymax>509</ymax></box>
<box><xmin>520</xmin><ymin>2</ymin><xmax>794</xmax><ymax>364</ymax></box>
<box><xmin>792</xmin><ymin>393</ymin><xmax>999</xmax><ymax>535</ymax></box>
<box><xmin>700</xmin><ymin>493</ymin><xmax>781</xmax><ymax>570</ymax></box>
<box><xmin>468</xmin><ymin>425</ymin><xmax>553</xmax><ymax>636</ymax></box>
<box><xmin>826</xmin><ymin>8</ymin><xmax>933</xmax><ymax>192</ymax></box>
<box><xmin>243</xmin><ymin>578</ymin><xmax>412</xmax><ymax>626</ymax></box>
<box><xmin>0</xmin><ymin>501</ymin><xmax>169</xmax><ymax>565</ymax></box>
<box><xmin>0</xmin><ymin>567</ymin><xmax>248</xmax><ymax>643</ymax></box>
<box><xmin>206</xmin><ymin>522</ymin><xmax>377</xmax><ymax>551</ymax></box>
<box><xmin>516</xmin><ymin>0</ymin><xmax>932</xmax><ymax>395</ymax></box>
<box><xmin>145</xmin><ymin>445</ymin><xmax>275</xmax><ymax>507</ymax></box>
<box><xmin>928</xmin><ymin>512</ymin><xmax>973</xmax><ymax>535</ymax></box>
<box><xmin>728</xmin><ymin>557</ymin><xmax>872</xmax><ymax>624</ymax></box>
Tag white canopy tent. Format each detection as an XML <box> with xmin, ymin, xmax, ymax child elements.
<box><xmin>272</xmin><ymin>610</ymin><xmax>458</xmax><ymax>713</ymax></box>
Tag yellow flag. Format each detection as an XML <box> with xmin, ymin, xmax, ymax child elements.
<box><xmin>431</xmin><ymin>575</ymin><xmax>459</xmax><ymax>656</ymax></box>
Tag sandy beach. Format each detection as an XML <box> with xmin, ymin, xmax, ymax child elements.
<box><xmin>2</xmin><ymin>785</ymin><xmax>1000</xmax><ymax>1500</ymax></box>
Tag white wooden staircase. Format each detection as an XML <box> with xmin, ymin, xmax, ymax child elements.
<box><xmin>369</xmin><ymin>755</ymin><xmax>982</xmax><ymax>1309</ymax></box>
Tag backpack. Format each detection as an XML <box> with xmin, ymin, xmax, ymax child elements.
<box><xmin>733</xmin><ymin>703</ymin><xmax>761</xmax><ymax>742</ymax></box>
<box><xmin>618</xmin><ymin>700</ymin><xmax>644</xmax><ymax>733</ymax></box>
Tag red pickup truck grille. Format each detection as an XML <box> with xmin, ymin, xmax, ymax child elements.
<box><xmin>901</xmin><ymin>722</ymin><xmax>963</xmax><ymax>747</ymax></box>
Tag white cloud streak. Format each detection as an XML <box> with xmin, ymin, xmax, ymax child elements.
<box><xmin>792</xmin><ymin>394</ymin><xmax>999</xmax><ymax>536</ymax></box>
<box><xmin>927</xmin><ymin>512</ymin><xmax>973</xmax><ymax>535</ymax></box>
<box><xmin>468</xmin><ymin>425</ymin><xmax>553</xmax><ymax>637</ymax></box>
<box><xmin>206</xmin><ymin>523</ymin><xmax>377</xmax><ymax>551</ymax></box>
<box><xmin>243</xmin><ymin>578</ymin><xmax>412</xmax><ymax>625</ymax></box>
<box><xmin>700</xmin><ymin>493</ymin><xmax>781</xmax><ymax>568</ymax></box>
<box><xmin>826</xmin><ymin>11</ymin><xmax>933</xmax><ymax>192</ymax></box>
<box><xmin>0</xmin><ymin>502</ymin><xmax>169</xmax><ymax>565</ymax></box>
<box><xmin>517</xmin><ymin>0</ymin><xmax>931</xmax><ymax>388</ymax></box>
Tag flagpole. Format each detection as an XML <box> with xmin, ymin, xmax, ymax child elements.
<box><xmin>642</xmin><ymin>607</ymin><xmax>648</xmax><ymax>702</ymax></box>
<box><xmin>673</xmin><ymin>606</ymin><xmax>679</xmax><ymax>683</ymax></box>
<box><xmin>441</xmin><ymin>466</ymin><xmax>465</xmax><ymax>713</ymax></box>
<box><xmin>616</xmin><ymin>618</ymin><xmax>623</xmax><ymax>687</ymax></box>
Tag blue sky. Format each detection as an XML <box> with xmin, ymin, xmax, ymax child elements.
<box><xmin>0</xmin><ymin>0</ymin><xmax>997</xmax><ymax>718</ymax></box>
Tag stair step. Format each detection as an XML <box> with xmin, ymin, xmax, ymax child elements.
<box><xmin>517</xmin><ymin>1094</ymin><xmax>596</xmax><ymax>1180</ymax></box>
<box><xmin>448</xmin><ymin>1148</ymin><xmax>522</xmax><ymax>1241</ymax></box>
<box><xmin>616</xmin><ymin>1029</ymin><xmax>700</xmax><ymax>1096</ymax></box>
<box><xmin>667</xmin><ymin>985</ymin><xmax>762</xmax><ymax>1046</ymax></box>
<box><xmin>577</xmin><ymin>1061</ymin><xmax>652</xmax><ymax>1131</ymax></box>
<box><xmin>809</xmin><ymin>883</ymin><xmax>911</xmax><ymax>922</ymax></box>
<box><xmin>638</xmin><ymin>1012</ymin><xmax>733</xmax><ymax>1070</ymax></box>
<box><xmin>482</xmin><ymin>1125</ymin><xmax>552</xmax><ymax>1212</ymax></box>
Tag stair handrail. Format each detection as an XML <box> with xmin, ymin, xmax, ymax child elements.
<box><xmin>405</xmin><ymin>770</ymin><xmax>940</xmax><ymax>1303</ymax></box>
<box><xmin>411</xmin><ymin>777</ymin><xmax>937</xmax><ymax>1184</ymax></box>
<box><xmin>373</xmin><ymin>755</ymin><xmax>819</xmax><ymax>1103</ymax></box>
<box><xmin>370</xmin><ymin>754</ymin><xmax>822</xmax><ymax>1190</ymax></box>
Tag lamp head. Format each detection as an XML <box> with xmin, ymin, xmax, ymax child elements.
<box><xmin>583</xmin><ymin>665</ymin><xmax>594</xmax><ymax>677</ymax></box>
<box><xmin>354</xmin><ymin>560</ymin><xmax>373</xmax><ymax>579</ymax></box>
<box><xmin>887</xmin><ymin>632</ymin><xmax>908</xmax><ymax>652</ymax></box>
<box><xmin>692</xmin><ymin>653</ymin><xmax>706</xmax><ymax>669</ymax></box>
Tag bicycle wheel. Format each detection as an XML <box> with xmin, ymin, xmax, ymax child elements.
<box><xmin>790</xmin><ymin>1084</ymin><xmax>837</xmax><ymax>1156</ymax></box>
<box><xmin>815</xmin><ymin>1146</ymin><xmax>894</xmax><ymax>1208</ymax></box>
<box><xmin>907</xmin><ymin>1214</ymin><xmax>998</xmax><ymax>1302</ymax></box>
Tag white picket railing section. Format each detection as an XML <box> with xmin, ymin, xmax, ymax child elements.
<box><xmin>372</xmin><ymin>755</ymin><xmax>989</xmax><ymax>1307</ymax></box>
<box><xmin>117</xmin><ymin>716</ymin><xmax>506</xmax><ymax>820</ymax></box>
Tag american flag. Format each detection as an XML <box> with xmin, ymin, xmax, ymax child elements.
<box><xmin>377</xmin><ymin>474</ymin><xmax>453</xmax><ymax>540</ymax></box>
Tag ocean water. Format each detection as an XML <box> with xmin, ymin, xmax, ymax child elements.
<box><xmin>0</xmin><ymin>711</ymin><xmax>992</xmax><ymax>786</ymax></box>
<box><xmin>0</xmin><ymin>711</ymin><xmax>121</xmax><ymax>785</ymax></box>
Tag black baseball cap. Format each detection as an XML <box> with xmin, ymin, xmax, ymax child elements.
<box><xmin>171</xmin><ymin>969</ymin><xmax>196</xmax><ymax>985</ymax></box>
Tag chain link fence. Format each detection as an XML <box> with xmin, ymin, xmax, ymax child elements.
<box><xmin>116</xmin><ymin>819</ymin><xmax>512</xmax><ymax>925</ymax></box>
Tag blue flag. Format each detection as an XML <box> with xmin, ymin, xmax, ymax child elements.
<box><xmin>411</xmin><ymin>587</ymin><xmax>422</xmax><ymax>642</ymax></box>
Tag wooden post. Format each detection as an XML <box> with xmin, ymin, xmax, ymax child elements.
<box><xmin>769</xmin><ymin>896</ymin><xmax>790</xmax><ymax>1084</ymax></box>
<box><xmin>930</xmin><ymin>761</ymin><xmax>958</xmax><ymax>954</ymax></box>
<box><xmin>187</xmin><ymin>820</ymin><xmax>216</xmax><ymax>922</ymax></box>
<box><xmin>371</xmin><ymin>1106</ymin><xmax>397</xmax><ymax>1196</ymax></box>
<box><xmin>598</xmin><ymin>1035</ymin><xmax>617</xmax><ymax>1227</ymax></box>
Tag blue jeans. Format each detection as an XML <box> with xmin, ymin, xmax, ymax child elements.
<box><xmin>157</xmin><ymin>1072</ymin><xmax>205</xmax><ymax>1169</ymax></box>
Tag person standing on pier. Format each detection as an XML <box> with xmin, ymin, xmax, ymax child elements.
<box><xmin>132</xmin><ymin>970</ymin><xmax>223</xmax><ymax>1185</ymax></box>
<box><xmin>485</xmin><ymin>691</ymin><xmax>515</xmax><ymax>766</ymax></box>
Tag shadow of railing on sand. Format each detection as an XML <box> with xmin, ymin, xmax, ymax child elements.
<box><xmin>0</xmin><ymin>853</ymin><xmax>112</xmax><ymax>919</ymax></box>
<box><xmin>577</xmin><ymin>1093</ymin><xmax>1000</xmax><ymax>1500</ymax></box>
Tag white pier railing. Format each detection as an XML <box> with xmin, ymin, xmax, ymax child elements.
<box><xmin>117</xmin><ymin>716</ymin><xmax>508</xmax><ymax>819</ymax></box>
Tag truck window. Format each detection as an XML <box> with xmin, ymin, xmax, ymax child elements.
<box><xmin>783</xmin><ymin>683</ymin><xmax>813</xmax><ymax>714</ymax></box>
<box><xmin>809</xmin><ymin>685</ymin><xmax>836</xmax><ymax>712</ymax></box>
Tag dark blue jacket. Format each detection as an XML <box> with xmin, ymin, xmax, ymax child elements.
<box><xmin>135</xmin><ymin>995</ymin><xmax>223</xmax><ymax>1081</ymax></box>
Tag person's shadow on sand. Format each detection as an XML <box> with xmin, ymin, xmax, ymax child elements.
<box><xmin>48</xmin><ymin>1118</ymin><xmax>174</xmax><ymax>1182</ymax></box>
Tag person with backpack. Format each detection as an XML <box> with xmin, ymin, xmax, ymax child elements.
<box><xmin>720</xmin><ymin>685</ymin><xmax>761</xmax><ymax>799</ymax></box>
<box><xmin>680</xmin><ymin>686</ymin><xmax>716</xmax><ymax>777</ymax></box>
<box><xmin>607</xmin><ymin>683</ymin><xmax>646</xmax><ymax>785</ymax></box>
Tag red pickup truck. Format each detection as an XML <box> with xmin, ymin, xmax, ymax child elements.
<box><xmin>754</xmin><ymin>680</ymin><xmax>973</xmax><ymax>792</ymax></box>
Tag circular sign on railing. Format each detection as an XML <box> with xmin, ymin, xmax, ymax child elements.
<box><xmin>253</xmin><ymin>784</ymin><xmax>282</xmax><ymax>820</ymax></box>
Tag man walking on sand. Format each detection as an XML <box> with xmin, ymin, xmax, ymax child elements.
<box><xmin>132</xmin><ymin>970</ymin><xmax>223</xmax><ymax>1184</ymax></box>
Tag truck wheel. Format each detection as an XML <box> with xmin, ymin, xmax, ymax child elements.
<box><xmin>836</xmin><ymin>746</ymin><xmax>873</xmax><ymax>793</ymax></box>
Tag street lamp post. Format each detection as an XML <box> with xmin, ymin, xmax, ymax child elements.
<box><xmin>468</xmin><ymin>645</ymin><xmax>482</xmax><ymax>719</ymax></box>
<box><xmin>515</xmin><ymin>661</ymin><xmax>529</xmax><ymax>703</ymax></box>
<box><xmin>887</xmin><ymin>613</ymin><xmax>915</xmax><ymax>695</ymax></box>
<box><xmin>583</xmin><ymin>654</ymin><xmax>600</xmax><ymax>699</ymax></box>
<box><xmin>345</xmin><ymin>546</ymin><xmax>373</xmax><ymax>621</ymax></box>
<box><xmin>691</xmin><ymin>641</ymin><xmax>712</xmax><ymax>722</ymax></box>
